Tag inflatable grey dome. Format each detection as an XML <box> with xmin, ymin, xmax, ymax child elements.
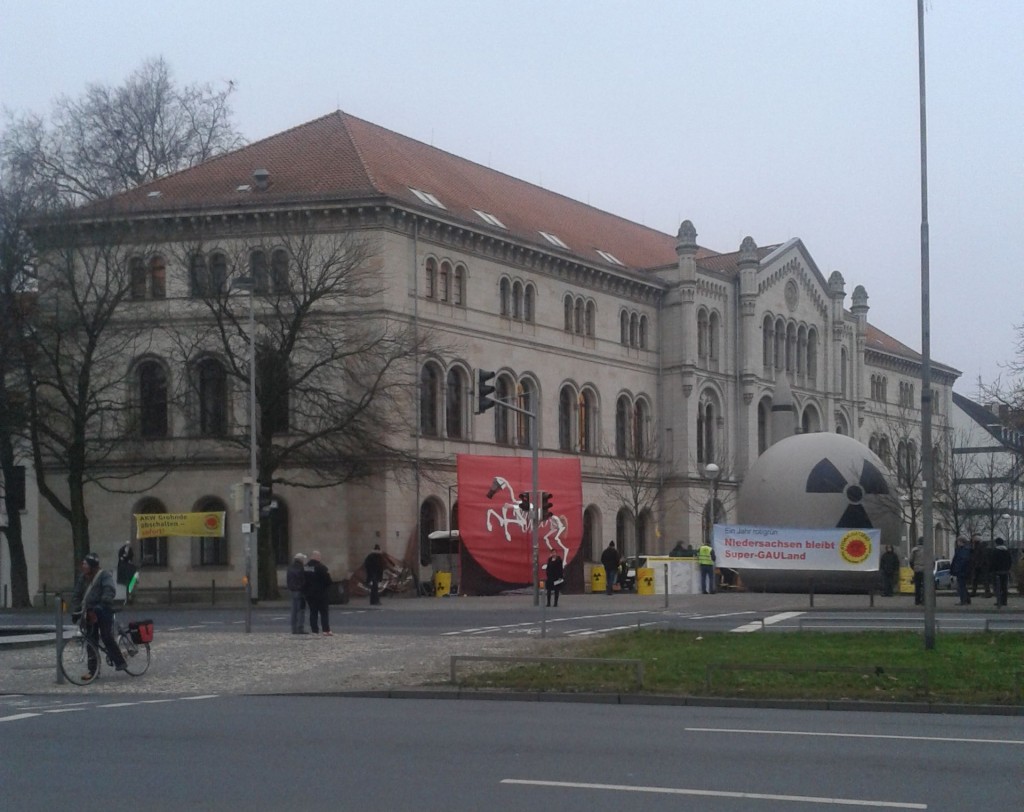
<box><xmin>736</xmin><ymin>433</ymin><xmax>902</xmax><ymax>593</ymax></box>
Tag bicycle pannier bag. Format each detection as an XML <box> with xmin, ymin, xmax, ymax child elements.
<box><xmin>129</xmin><ymin>620</ymin><xmax>154</xmax><ymax>644</ymax></box>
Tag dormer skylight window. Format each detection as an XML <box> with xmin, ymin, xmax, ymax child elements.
<box><xmin>473</xmin><ymin>209</ymin><xmax>507</xmax><ymax>229</ymax></box>
<box><xmin>410</xmin><ymin>188</ymin><xmax>446</xmax><ymax>209</ymax></box>
<box><xmin>146</xmin><ymin>190</ymin><xmax>162</xmax><ymax>198</ymax></box>
<box><xmin>596</xmin><ymin>249</ymin><xmax>624</xmax><ymax>266</ymax></box>
<box><xmin>540</xmin><ymin>231</ymin><xmax>569</xmax><ymax>249</ymax></box>
<box><xmin>236</xmin><ymin>184</ymin><xmax>252</xmax><ymax>192</ymax></box>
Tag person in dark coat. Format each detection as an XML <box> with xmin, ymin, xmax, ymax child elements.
<box><xmin>70</xmin><ymin>553</ymin><xmax>128</xmax><ymax>678</ymax></box>
<box><xmin>364</xmin><ymin>544</ymin><xmax>385</xmax><ymax>606</ymax></box>
<box><xmin>879</xmin><ymin>544</ymin><xmax>900</xmax><ymax>597</ymax></box>
<box><xmin>545</xmin><ymin>553</ymin><xmax>564</xmax><ymax>607</ymax></box>
<box><xmin>949</xmin><ymin>537</ymin><xmax>972</xmax><ymax>605</ymax></box>
<box><xmin>286</xmin><ymin>553</ymin><xmax>308</xmax><ymax>633</ymax></box>
<box><xmin>970</xmin><ymin>534</ymin><xmax>992</xmax><ymax>598</ymax></box>
<box><xmin>991</xmin><ymin>538</ymin><xmax>1013</xmax><ymax>607</ymax></box>
<box><xmin>600</xmin><ymin>541</ymin><xmax>620</xmax><ymax>595</ymax></box>
<box><xmin>303</xmin><ymin>550</ymin><xmax>333</xmax><ymax>635</ymax></box>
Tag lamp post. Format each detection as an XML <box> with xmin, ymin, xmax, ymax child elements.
<box><xmin>232</xmin><ymin>276</ymin><xmax>257</xmax><ymax>633</ymax></box>
<box><xmin>704</xmin><ymin>462</ymin><xmax>720</xmax><ymax>545</ymax></box>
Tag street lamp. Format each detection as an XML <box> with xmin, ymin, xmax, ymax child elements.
<box><xmin>704</xmin><ymin>462</ymin><xmax>720</xmax><ymax>545</ymax></box>
<box><xmin>232</xmin><ymin>276</ymin><xmax>257</xmax><ymax>633</ymax></box>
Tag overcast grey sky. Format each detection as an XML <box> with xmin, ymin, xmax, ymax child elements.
<box><xmin>2</xmin><ymin>1</ymin><xmax>1020</xmax><ymax>395</ymax></box>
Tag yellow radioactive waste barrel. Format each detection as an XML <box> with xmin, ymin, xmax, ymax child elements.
<box><xmin>433</xmin><ymin>571</ymin><xmax>451</xmax><ymax>597</ymax></box>
<box><xmin>636</xmin><ymin>567</ymin><xmax>656</xmax><ymax>595</ymax></box>
<box><xmin>898</xmin><ymin>566</ymin><xmax>914</xmax><ymax>595</ymax></box>
<box><xmin>590</xmin><ymin>566</ymin><xmax>606</xmax><ymax>594</ymax></box>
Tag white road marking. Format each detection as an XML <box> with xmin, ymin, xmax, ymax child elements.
<box><xmin>732</xmin><ymin>611</ymin><xmax>803</xmax><ymax>632</ymax></box>
<box><xmin>500</xmin><ymin>778</ymin><xmax>926</xmax><ymax>808</ymax></box>
<box><xmin>0</xmin><ymin>713</ymin><xmax>39</xmax><ymax>723</ymax></box>
<box><xmin>42</xmin><ymin>708</ymin><xmax>87</xmax><ymax>714</ymax></box>
<box><xmin>685</xmin><ymin>727</ymin><xmax>1024</xmax><ymax>746</ymax></box>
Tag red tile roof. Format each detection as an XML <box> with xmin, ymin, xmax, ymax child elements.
<box><xmin>94</xmin><ymin>111</ymin><xmax>718</xmax><ymax>273</ymax></box>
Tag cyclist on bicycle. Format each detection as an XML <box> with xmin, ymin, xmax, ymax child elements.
<box><xmin>70</xmin><ymin>553</ymin><xmax>127</xmax><ymax>678</ymax></box>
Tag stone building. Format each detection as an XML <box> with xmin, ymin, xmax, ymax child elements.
<box><xmin>34</xmin><ymin>111</ymin><xmax>959</xmax><ymax>595</ymax></box>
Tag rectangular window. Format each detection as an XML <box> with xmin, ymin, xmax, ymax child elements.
<box><xmin>595</xmin><ymin>249</ymin><xmax>624</xmax><ymax>266</ymax></box>
<box><xmin>410</xmin><ymin>188</ymin><xmax>446</xmax><ymax>209</ymax></box>
<box><xmin>540</xmin><ymin>231</ymin><xmax>569</xmax><ymax>249</ymax></box>
<box><xmin>473</xmin><ymin>209</ymin><xmax>507</xmax><ymax>229</ymax></box>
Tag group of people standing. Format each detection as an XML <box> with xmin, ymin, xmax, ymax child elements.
<box><xmin>286</xmin><ymin>551</ymin><xmax>334</xmax><ymax>635</ymax></box>
<box><xmin>895</xmin><ymin>534</ymin><xmax>1015</xmax><ymax>607</ymax></box>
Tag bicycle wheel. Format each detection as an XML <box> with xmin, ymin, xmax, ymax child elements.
<box><xmin>60</xmin><ymin>635</ymin><xmax>101</xmax><ymax>686</ymax></box>
<box><xmin>118</xmin><ymin>633</ymin><xmax>151</xmax><ymax>676</ymax></box>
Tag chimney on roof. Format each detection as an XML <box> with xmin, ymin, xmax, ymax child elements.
<box><xmin>252</xmin><ymin>169</ymin><xmax>270</xmax><ymax>191</ymax></box>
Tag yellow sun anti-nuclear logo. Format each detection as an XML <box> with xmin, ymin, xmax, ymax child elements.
<box><xmin>839</xmin><ymin>530</ymin><xmax>872</xmax><ymax>565</ymax></box>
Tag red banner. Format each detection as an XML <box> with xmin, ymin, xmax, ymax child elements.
<box><xmin>457</xmin><ymin>455</ymin><xmax>583</xmax><ymax>585</ymax></box>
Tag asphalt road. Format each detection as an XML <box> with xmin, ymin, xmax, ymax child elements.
<box><xmin>3</xmin><ymin>695</ymin><xmax>1021</xmax><ymax>810</ymax></box>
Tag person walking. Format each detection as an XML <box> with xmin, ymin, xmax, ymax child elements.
<box><xmin>879</xmin><ymin>544</ymin><xmax>900</xmax><ymax>597</ymax></box>
<box><xmin>364</xmin><ymin>544</ymin><xmax>385</xmax><ymax>606</ymax></box>
<box><xmin>991</xmin><ymin>537</ymin><xmax>1012</xmax><ymax>607</ymax></box>
<box><xmin>69</xmin><ymin>553</ymin><xmax>128</xmax><ymax>679</ymax></box>
<box><xmin>909</xmin><ymin>538</ymin><xmax>925</xmax><ymax>605</ymax></box>
<box><xmin>287</xmin><ymin>553</ymin><xmax>308</xmax><ymax>633</ymax></box>
<box><xmin>949</xmin><ymin>537</ymin><xmax>972</xmax><ymax>606</ymax></box>
<box><xmin>698</xmin><ymin>539</ymin><xmax>716</xmax><ymax>594</ymax></box>
<box><xmin>600</xmin><ymin>541</ymin><xmax>620</xmax><ymax>595</ymax></box>
<box><xmin>304</xmin><ymin>551</ymin><xmax>333</xmax><ymax>636</ymax></box>
<box><xmin>545</xmin><ymin>553</ymin><xmax>564</xmax><ymax>607</ymax></box>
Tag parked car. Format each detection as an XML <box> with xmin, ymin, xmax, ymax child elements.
<box><xmin>933</xmin><ymin>558</ymin><xmax>953</xmax><ymax>590</ymax></box>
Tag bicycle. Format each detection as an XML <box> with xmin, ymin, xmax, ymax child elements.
<box><xmin>59</xmin><ymin>615</ymin><xmax>152</xmax><ymax>685</ymax></box>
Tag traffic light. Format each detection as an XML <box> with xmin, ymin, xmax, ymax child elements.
<box><xmin>477</xmin><ymin>369</ymin><xmax>497</xmax><ymax>413</ymax></box>
<box><xmin>541</xmin><ymin>492</ymin><xmax>554</xmax><ymax>521</ymax></box>
<box><xmin>518</xmin><ymin>492</ymin><xmax>531</xmax><ymax>514</ymax></box>
<box><xmin>258</xmin><ymin>482</ymin><xmax>277</xmax><ymax>518</ymax></box>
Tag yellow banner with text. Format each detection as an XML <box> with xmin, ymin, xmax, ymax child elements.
<box><xmin>134</xmin><ymin>512</ymin><xmax>225</xmax><ymax>538</ymax></box>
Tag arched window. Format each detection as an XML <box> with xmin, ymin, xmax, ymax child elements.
<box><xmin>251</xmin><ymin>249</ymin><xmax>269</xmax><ymax>293</ymax></box>
<box><xmin>426</xmin><ymin>258</ymin><xmax>437</xmax><ymax>300</ymax></box>
<box><xmin>195</xmin><ymin>496</ymin><xmax>228</xmax><ymax>565</ymax></box>
<box><xmin>197</xmin><ymin>358</ymin><xmax>227</xmax><ymax>437</ymax></box>
<box><xmin>615</xmin><ymin>395</ymin><xmax>630</xmax><ymax>458</ymax></box>
<box><xmin>696</xmin><ymin>394</ymin><xmax>716</xmax><ymax>463</ymax></box>
<box><xmin>583</xmin><ymin>507</ymin><xmax>597</xmax><ymax>562</ymax></box>
<box><xmin>419</xmin><ymin>499</ymin><xmax>443</xmax><ymax>566</ymax></box>
<box><xmin>499</xmin><ymin>277</ymin><xmax>511</xmax><ymax>316</ymax></box>
<box><xmin>439</xmin><ymin>262</ymin><xmax>450</xmax><ymax>303</ymax></box>
<box><xmin>419</xmin><ymin>363</ymin><xmax>440</xmax><ymax>437</ymax></box>
<box><xmin>445</xmin><ymin>367</ymin><xmax>465</xmax><ymax>439</ymax></box>
<box><xmin>708</xmin><ymin>312</ymin><xmax>719</xmax><ymax>363</ymax></box>
<box><xmin>637</xmin><ymin>510</ymin><xmax>651</xmax><ymax>556</ymax></box>
<box><xmin>133</xmin><ymin>496</ymin><xmax>167</xmax><ymax>567</ymax></box>
<box><xmin>209</xmin><ymin>251</ymin><xmax>227</xmax><ymax>296</ymax></box>
<box><xmin>797</xmin><ymin>325</ymin><xmax>807</xmax><ymax>376</ymax></box>
<box><xmin>149</xmin><ymin>255</ymin><xmax>166</xmax><ymax>299</ymax></box>
<box><xmin>841</xmin><ymin>348</ymin><xmax>848</xmax><ymax>397</ymax></box>
<box><xmin>629</xmin><ymin>313</ymin><xmax>638</xmax><ymax>347</ymax></box>
<box><xmin>270</xmin><ymin>249</ymin><xmax>289</xmax><ymax>293</ymax></box>
<box><xmin>565</xmin><ymin>295</ymin><xmax>574</xmax><ymax>331</ymax></box>
<box><xmin>897</xmin><ymin>440</ymin><xmax>909</xmax><ymax>482</ymax></box>
<box><xmin>578</xmin><ymin>389</ymin><xmax>595</xmax><ymax>454</ymax></box>
<box><xmin>639</xmin><ymin>315</ymin><xmax>649</xmax><ymax>349</ymax></box>
<box><xmin>616</xmin><ymin>508</ymin><xmax>634</xmax><ymax>558</ymax></box>
<box><xmin>517</xmin><ymin>379</ymin><xmax>536</xmax><ymax>448</ymax></box>
<box><xmin>512</xmin><ymin>280</ymin><xmax>523</xmax><ymax>320</ymax></box>
<box><xmin>620</xmin><ymin>311</ymin><xmax>629</xmax><ymax>345</ymax></box>
<box><xmin>785</xmin><ymin>323</ymin><xmax>796</xmax><ymax>372</ymax></box>
<box><xmin>189</xmin><ymin>253</ymin><xmax>207</xmax><ymax>298</ymax></box>
<box><xmin>774</xmin><ymin>317</ymin><xmax>785</xmax><ymax>370</ymax></box>
<box><xmin>453</xmin><ymin>265</ymin><xmax>465</xmax><ymax>306</ymax></box>
<box><xmin>801</xmin><ymin>404</ymin><xmax>821</xmax><ymax>434</ymax></box>
<box><xmin>138</xmin><ymin>360</ymin><xmax>168</xmax><ymax>438</ymax></box>
<box><xmin>763</xmin><ymin>316</ymin><xmax>774</xmax><ymax>370</ymax></box>
<box><xmin>559</xmin><ymin>386</ymin><xmax>575</xmax><ymax>451</ymax></box>
<box><xmin>807</xmin><ymin>329</ymin><xmax>818</xmax><ymax>381</ymax></box>
<box><xmin>574</xmin><ymin>298</ymin><xmax>584</xmax><ymax>334</ymax></box>
<box><xmin>878</xmin><ymin>436</ymin><xmax>892</xmax><ymax>468</ymax></box>
<box><xmin>697</xmin><ymin>309</ymin><xmax>708</xmax><ymax>361</ymax></box>
<box><xmin>495</xmin><ymin>375</ymin><xmax>512</xmax><ymax>445</ymax></box>
<box><xmin>523</xmin><ymin>283</ymin><xmax>534</xmax><ymax>322</ymax></box>
<box><xmin>585</xmin><ymin>301</ymin><xmax>596</xmax><ymax>337</ymax></box>
<box><xmin>633</xmin><ymin>399</ymin><xmax>649</xmax><ymax>457</ymax></box>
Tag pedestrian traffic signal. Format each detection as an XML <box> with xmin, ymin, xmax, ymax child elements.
<box><xmin>541</xmin><ymin>492</ymin><xmax>554</xmax><ymax>521</ymax></box>
<box><xmin>518</xmin><ymin>492</ymin><xmax>531</xmax><ymax>513</ymax></box>
<box><xmin>477</xmin><ymin>369</ymin><xmax>497</xmax><ymax>413</ymax></box>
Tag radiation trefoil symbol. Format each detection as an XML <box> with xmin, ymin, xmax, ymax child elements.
<box><xmin>805</xmin><ymin>457</ymin><xmax>890</xmax><ymax>528</ymax></box>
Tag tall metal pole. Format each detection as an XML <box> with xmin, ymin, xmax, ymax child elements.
<box><xmin>531</xmin><ymin>414</ymin><xmax>540</xmax><ymax>607</ymax></box>
<box><xmin>917</xmin><ymin>0</ymin><xmax>936</xmax><ymax>649</ymax></box>
<box><xmin>245</xmin><ymin>284</ymin><xmax>256</xmax><ymax>633</ymax></box>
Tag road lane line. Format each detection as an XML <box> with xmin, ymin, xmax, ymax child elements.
<box><xmin>500</xmin><ymin>778</ymin><xmax>926</xmax><ymax>808</ymax></box>
<box><xmin>0</xmin><ymin>713</ymin><xmax>40</xmax><ymax>723</ymax></box>
<box><xmin>732</xmin><ymin>611</ymin><xmax>803</xmax><ymax>632</ymax></box>
<box><xmin>685</xmin><ymin>727</ymin><xmax>1024</xmax><ymax>745</ymax></box>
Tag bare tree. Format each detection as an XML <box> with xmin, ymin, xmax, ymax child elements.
<box><xmin>604</xmin><ymin>427</ymin><xmax>670</xmax><ymax>558</ymax></box>
<box><xmin>169</xmin><ymin>227</ymin><xmax>434</xmax><ymax>598</ymax></box>
<box><xmin>3</xmin><ymin>57</ymin><xmax>243</xmax><ymax>204</ymax></box>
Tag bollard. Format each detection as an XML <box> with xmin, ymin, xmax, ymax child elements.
<box><xmin>808</xmin><ymin>579</ymin><xmax>815</xmax><ymax>608</ymax></box>
<box><xmin>869</xmin><ymin>590</ymin><xmax>875</xmax><ymax>608</ymax></box>
<box><xmin>663</xmin><ymin>563</ymin><xmax>669</xmax><ymax>609</ymax></box>
<box><xmin>212</xmin><ymin>579</ymin><xmax>216</xmax><ymax>606</ymax></box>
<box><xmin>168</xmin><ymin>580</ymin><xmax>173</xmax><ymax>605</ymax></box>
<box><xmin>42</xmin><ymin>583</ymin><xmax>48</xmax><ymax>608</ymax></box>
<box><xmin>54</xmin><ymin>592</ymin><xmax>65</xmax><ymax>685</ymax></box>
